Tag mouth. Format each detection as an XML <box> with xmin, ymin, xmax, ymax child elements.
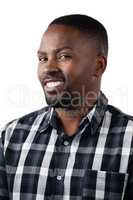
<box><xmin>44</xmin><ymin>79</ymin><xmax>65</xmax><ymax>92</ymax></box>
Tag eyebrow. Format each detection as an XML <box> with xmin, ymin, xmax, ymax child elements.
<box><xmin>37</xmin><ymin>46</ymin><xmax>73</xmax><ymax>55</ymax></box>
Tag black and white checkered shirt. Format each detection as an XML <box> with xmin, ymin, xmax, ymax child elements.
<box><xmin>0</xmin><ymin>91</ymin><xmax>133</xmax><ymax>200</ymax></box>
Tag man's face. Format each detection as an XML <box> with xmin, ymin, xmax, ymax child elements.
<box><xmin>37</xmin><ymin>25</ymin><xmax>101</xmax><ymax>109</ymax></box>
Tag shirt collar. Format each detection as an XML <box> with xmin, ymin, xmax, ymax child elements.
<box><xmin>90</xmin><ymin>91</ymin><xmax>108</xmax><ymax>134</ymax></box>
<box><xmin>39</xmin><ymin>91</ymin><xmax>108</xmax><ymax>135</ymax></box>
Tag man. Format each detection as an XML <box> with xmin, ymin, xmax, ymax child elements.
<box><xmin>0</xmin><ymin>14</ymin><xmax>133</xmax><ymax>200</ymax></box>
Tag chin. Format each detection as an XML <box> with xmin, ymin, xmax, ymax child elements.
<box><xmin>45</xmin><ymin>94</ymin><xmax>72</xmax><ymax>109</ymax></box>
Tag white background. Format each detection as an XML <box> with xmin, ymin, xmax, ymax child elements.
<box><xmin>0</xmin><ymin>0</ymin><xmax>133</xmax><ymax>127</ymax></box>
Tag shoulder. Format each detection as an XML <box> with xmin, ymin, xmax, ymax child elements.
<box><xmin>107</xmin><ymin>104</ymin><xmax>133</xmax><ymax>121</ymax></box>
<box><xmin>0</xmin><ymin>106</ymin><xmax>50</xmax><ymax>144</ymax></box>
<box><xmin>106</xmin><ymin>105</ymin><xmax>133</xmax><ymax>132</ymax></box>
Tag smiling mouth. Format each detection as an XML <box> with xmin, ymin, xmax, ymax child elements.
<box><xmin>44</xmin><ymin>80</ymin><xmax>65</xmax><ymax>92</ymax></box>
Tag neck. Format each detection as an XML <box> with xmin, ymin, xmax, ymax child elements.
<box><xmin>54</xmin><ymin>90</ymin><xmax>99</xmax><ymax>136</ymax></box>
<box><xmin>55</xmin><ymin>103</ymin><xmax>96</xmax><ymax>136</ymax></box>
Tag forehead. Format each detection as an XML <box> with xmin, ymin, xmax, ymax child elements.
<box><xmin>39</xmin><ymin>25</ymin><xmax>93</xmax><ymax>51</ymax></box>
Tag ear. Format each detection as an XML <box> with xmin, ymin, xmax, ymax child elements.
<box><xmin>93</xmin><ymin>55</ymin><xmax>107</xmax><ymax>79</ymax></box>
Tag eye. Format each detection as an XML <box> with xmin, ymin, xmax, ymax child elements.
<box><xmin>38</xmin><ymin>57</ymin><xmax>48</xmax><ymax>63</ymax></box>
<box><xmin>58</xmin><ymin>54</ymin><xmax>72</xmax><ymax>61</ymax></box>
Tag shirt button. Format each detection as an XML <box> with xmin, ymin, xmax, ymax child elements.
<box><xmin>57</xmin><ymin>175</ymin><xmax>62</xmax><ymax>180</ymax></box>
<box><xmin>64</xmin><ymin>141</ymin><xmax>69</xmax><ymax>146</ymax></box>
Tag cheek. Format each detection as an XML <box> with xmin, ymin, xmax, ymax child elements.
<box><xmin>71</xmin><ymin>67</ymin><xmax>95</xmax><ymax>91</ymax></box>
<box><xmin>62</xmin><ymin>65</ymin><xmax>84</xmax><ymax>86</ymax></box>
<box><xmin>72</xmin><ymin>65</ymin><xmax>93</xmax><ymax>82</ymax></box>
<box><xmin>37</xmin><ymin>65</ymin><xmax>43</xmax><ymax>82</ymax></box>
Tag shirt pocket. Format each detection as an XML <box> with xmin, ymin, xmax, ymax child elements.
<box><xmin>82</xmin><ymin>169</ymin><xmax>128</xmax><ymax>200</ymax></box>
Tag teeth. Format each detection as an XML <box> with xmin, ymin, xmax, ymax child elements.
<box><xmin>46</xmin><ymin>81</ymin><xmax>64</xmax><ymax>88</ymax></box>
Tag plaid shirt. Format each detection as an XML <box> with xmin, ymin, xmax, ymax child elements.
<box><xmin>0</xmin><ymin>91</ymin><xmax>133</xmax><ymax>200</ymax></box>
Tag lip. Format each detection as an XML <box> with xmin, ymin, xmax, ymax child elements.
<box><xmin>43</xmin><ymin>78</ymin><xmax>65</xmax><ymax>86</ymax></box>
<box><xmin>43</xmin><ymin>78</ymin><xmax>66</xmax><ymax>93</ymax></box>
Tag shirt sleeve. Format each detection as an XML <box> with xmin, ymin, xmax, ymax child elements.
<box><xmin>0</xmin><ymin>129</ymin><xmax>10</xmax><ymax>200</ymax></box>
<box><xmin>124</xmin><ymin>136</ymin><xmax>133</xmax><ymax>200</ymax></box>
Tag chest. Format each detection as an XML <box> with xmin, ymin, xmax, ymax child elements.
<box><xmin>5</xmin><ymin>128</ymin><xmax>130</xmax><ymax>199</ymax></box>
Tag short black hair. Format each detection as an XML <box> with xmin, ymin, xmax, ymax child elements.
<box><xmin>49</xmin><ymin>14</ymin><xmax>108</xmax><ymax>57</ymax></box>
